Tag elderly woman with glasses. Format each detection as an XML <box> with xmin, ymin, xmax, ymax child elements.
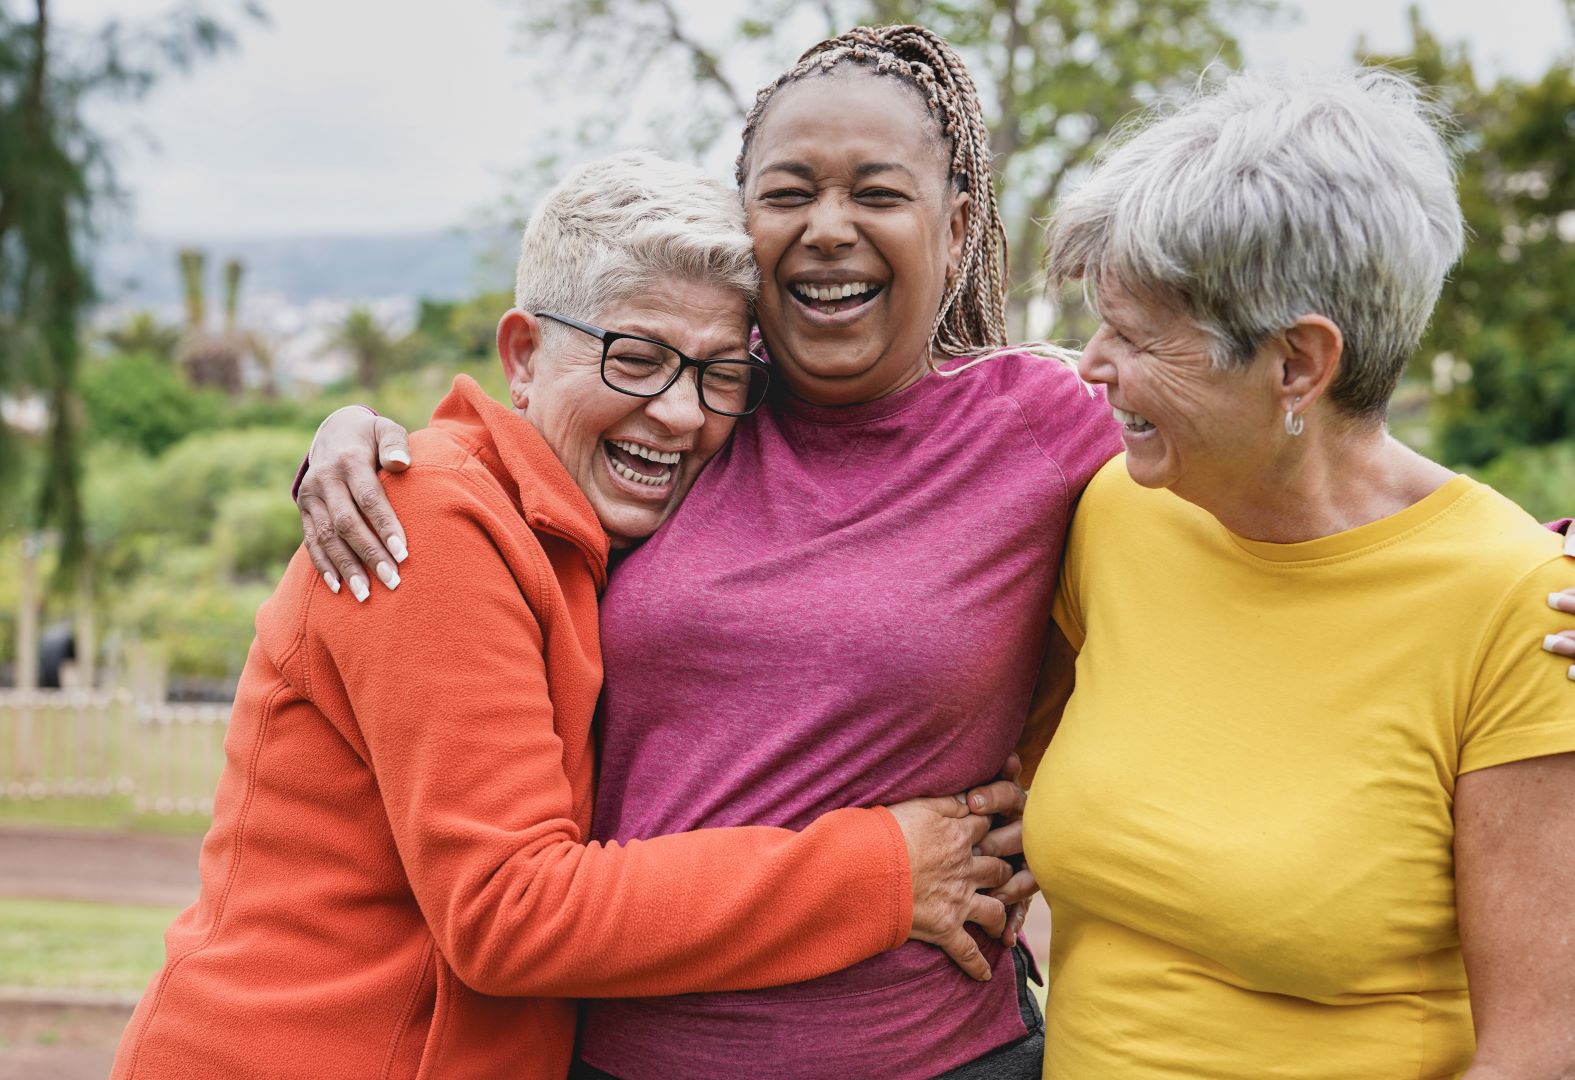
<box><xmin>110</xmin><ymin>152</ymin><xmax>1020</xmax><ymax>1080</ymax></box>
<box><xmin>1021</xmin><ymin>70</ymin><xmax>1575</xmax><ymax>1079</ymax></box>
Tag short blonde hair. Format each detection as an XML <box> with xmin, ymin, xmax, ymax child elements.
<box><xmin>514</xmin><ymin>150</ymin><xmax>758</xmax><ymax>332</ymax></box>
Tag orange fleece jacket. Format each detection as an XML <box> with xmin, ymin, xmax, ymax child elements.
<box><xmin>112</xmin><ymin>376</ymin><xmax>912</xmax><ymax>1080</ymax></box>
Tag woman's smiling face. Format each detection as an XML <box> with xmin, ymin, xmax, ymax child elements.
<box><xmin>742</xmin><ymin>70</ymin><xmax>967</xmax><ymax>406</ymax></box>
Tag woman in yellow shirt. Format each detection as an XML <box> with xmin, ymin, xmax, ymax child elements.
<box><xmin>1025</xmin><ymin>70</ymin><xmax>1575</xmax><ymax>1078</ymax></box>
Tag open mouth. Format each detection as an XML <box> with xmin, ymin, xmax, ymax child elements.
<box><xmin>788</xmin><ymin>279</ymin><xmax>883</xmax><ymax>317</ymax></box>
<box><xmin>603</xmin><ymin>438</ymin><xmax>681</xmax><ymax>488</ymax></box>
<box><xmin>1112</xmin><ymin>406</ymin><xmax>1156</xmax><ymax>434</ymax></box>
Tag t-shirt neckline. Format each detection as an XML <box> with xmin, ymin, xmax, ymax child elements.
<box><xmin>1223</xmin><ymin>473</ymin><xmax>1477</xmax><ymax>564</ymax></box>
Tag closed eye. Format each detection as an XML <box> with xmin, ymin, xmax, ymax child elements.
<box><xmin>761</xmin><ymin>188</ymin><xmax>813</xmax><ymax>204</ymax></box>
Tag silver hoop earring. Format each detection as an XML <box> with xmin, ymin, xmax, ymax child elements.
<box><xmin>1284</xmin><ymin>405</ymin><xmax>1305</xmax><ymax>437</ymax></box>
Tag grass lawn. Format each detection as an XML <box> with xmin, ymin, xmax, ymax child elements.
<box><xmin>0</xmin><ymin>897</ymin><xmax>179</xmax><ymax>994</ymax></box>
<box><xmin>0</xmin><ymin>796</ymin><xmax>209</xmax><ymax>836</ymax></box>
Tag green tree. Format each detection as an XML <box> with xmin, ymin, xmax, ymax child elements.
<box><xmin>512</xmin><ymin>0</ymin><xmax>1274</xmax><ymax>335</ymax></box>
<box><xmin>328</xmin><ymin>306</ymin><xmax>401</xmax><ymax>389</ymax></box>
<box><xmin>0</xmin><ymin>0</ymin><xmax>263</xmax><ymax>582</ymax></box>
<box><xmin>1362</xmin><ymin>7</ymin><xmax>1575</xmax><ymax>466</ymax></box>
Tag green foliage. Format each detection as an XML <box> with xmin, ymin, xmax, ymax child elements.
<box><xmin>81</xmin><ymin>351</ymin><xmax>223</xmax><ymax>455</ymax></box>
<box><xmin>1363</xmin><ymin>11</ymin><xmax>1575</xmax><ymax>467</ymax></box>
<box><xmin>0</xmin><ymin>0</ymin><xmax>265</xmax><ymax>587</ymax></box>
<box><xmin>0</xmin><ymin>896</ymin><xmax>184</xmax><ymax>992</ymax></box>
<box><xmin>212</xmin><ymin>487</ymin><xmax>301</xmax><ymax>580</ymax></box>
<box><xmin>1470</xmin><ymin>441</ymin><xmax>1575</xmax><ymax>525</ymax></box>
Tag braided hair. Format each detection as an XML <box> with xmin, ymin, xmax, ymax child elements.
<box><xmin>735</xmin><ymin>25</ymin><xmax>1009</xmax><ymax>363</ymax></box>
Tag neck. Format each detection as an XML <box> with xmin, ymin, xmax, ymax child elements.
<box><xmin>772</xmin><ymin>348</ymin><xmax>935</xmax><ymax>407</ymax></box>
<box><xmin>1193</xmin><ymin>424</ymin><xmax>1455</xmax><ymax>544</ymax></box>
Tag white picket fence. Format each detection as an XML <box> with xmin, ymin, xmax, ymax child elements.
<box><xmin>0</xmin><ymin>689</ymin><xmax>229</xmax><ymax>816</ymax></box>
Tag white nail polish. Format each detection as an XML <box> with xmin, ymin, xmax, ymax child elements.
<box><xmin>323</xmin><ymin>572</ymin><xmax>340</xmax><ymax>594</ymax></box>
<box><xmin>1551</xmin><ymin>593</ymin><xmax>1573</xmax><ymax>611</ymax></box>
<box><xmin>1545</xmin><ymin>635</ymin><xmax>1565</xmax><ymax>653</ymax></box>
<box><xmin>350</xmin><ymin>575</ymin><xmax>369</xmax><ymax>602</ymax></box>
<box><xmin>387</xmin><ymin>535</ymin><xmax>408</xmax><ymax>563</ymax></box>
<box><xmin>387</xmin><ymin>449</ymin><xmax>410</xmax><ymax>466</ymax></box>
<box><xmin>376</xmin><ymin>561</ymin><xmax>399</xmax><ymax>589</ymax></box>
<box><xmin>1568</xmin><ymin>665</ymin><xmax>1575</xmax><ymax>682</ymax></box>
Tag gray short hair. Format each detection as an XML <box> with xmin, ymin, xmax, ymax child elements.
<box><xmin>514</xmin><ymin>150</ymin><xmax>758</xmax><ymax>338</ymax></box>
<box><xmin>1044</xmin><ymin>69</ymin><xmax>1465</xmax><ymax>418</ymax></box>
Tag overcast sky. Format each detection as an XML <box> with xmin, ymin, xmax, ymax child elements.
<box><xmin>59</xmin><ymin>0</ymin><xmax>1575</xmax><ymax>240</ymax></box>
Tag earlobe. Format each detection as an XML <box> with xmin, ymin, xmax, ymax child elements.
<box><xmin>496</xmin><ymin>309</ymin><xmax>542</xmax><ymax>412</ymax></box>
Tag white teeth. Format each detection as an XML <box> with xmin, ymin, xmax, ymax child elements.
<box><xmin>608</xmin><ymin>456</ymin><xmax>672</xmax><ymax>487</ymax></box>
<box><xmin>610</xmin><ymin>438</ymin><xmax>681</xmax><ymax>465</ymax></box>
<box><xmin>1112</xmin><ymin>406</ymin><xmax>1155</xmax><ymax>431</ymax></box>
<box><xmin>797</xmin><ymin>281</ymin><xmax>875</xmax><ymax>302</ymax></box>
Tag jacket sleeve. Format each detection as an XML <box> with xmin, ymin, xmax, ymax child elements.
<box><xmin>305</xmin><ymin>468</ymin><xmax>912</xmax><ymax>999</ymax></box>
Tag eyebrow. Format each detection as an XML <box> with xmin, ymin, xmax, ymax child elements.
<box><xmin>616</xmin><ymin>324</ymin><xmax>749</xmax><ymax>359</ymax></box>
<box><xmin>756</xmin><ymin>161</ymin><xmax>919</xmax><ymax>181</ymax></box>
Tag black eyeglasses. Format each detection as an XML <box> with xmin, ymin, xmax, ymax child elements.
<box><xmin>536</xmin><ymin>312</ymin><xmax>771</xmax><ymax>417</ymax></box>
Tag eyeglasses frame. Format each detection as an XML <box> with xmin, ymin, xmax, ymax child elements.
<box><xmin>534</xmin><ymin>311</ymin><xmax>771</xmax><ymax>418</ymax></box>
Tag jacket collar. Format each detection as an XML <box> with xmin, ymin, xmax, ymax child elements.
<box><xmin>430</xmin><ymin>375</ymin><xmax>610</xmax><ymax>590</ymax></box>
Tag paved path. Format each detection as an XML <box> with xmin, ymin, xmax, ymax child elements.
<box><xmin>0</xmin><ymin>826</ymin><xmax>201</xmax><ymax>1079</ymax></box>
<box><xmin>0</xmin><ymin>825</ymin><xmax>201</xmax><ymax>908</ymax></box>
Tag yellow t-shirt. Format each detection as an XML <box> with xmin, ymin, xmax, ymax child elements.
<box><xmin>1024</xmin><ymin>458</ymin><xmax>1575</xmax><ymax>1080</ymax></box>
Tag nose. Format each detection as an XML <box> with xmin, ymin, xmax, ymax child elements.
<box><xmin>643</xmin><ymin>366</ymin><xmax>707</xmax><ymax>434</ymax></box>
<box><xmin>1078</xmin><ymin>325</ymin><xmax>1117</xmax><ymax>386</ymax></box>
<box><xmin>801</xmin><ymin>192</ymin><xmax>857</xmax><ymax>254</ymax></box>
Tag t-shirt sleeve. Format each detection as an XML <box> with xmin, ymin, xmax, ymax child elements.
<box><xmin>1049</xmin><ymin>459</ymin><xmax>1121</xmax><ymax>651</ymax></box>
<box><xmin>1459</xmin><ymin>558</ymin><xmax>1575</xmax><ymax>775</ymax></box>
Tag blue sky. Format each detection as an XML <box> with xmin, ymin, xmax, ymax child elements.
<box><xmin>60</xmin><ymin>0</ymin><xmax>1575</xmax><ymax>239</ymax></box>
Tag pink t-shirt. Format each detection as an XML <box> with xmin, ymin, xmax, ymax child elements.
<box><xmin>580</xmin><ymin>352</ymin><xmax>1121</xmax><ymax>1080</ymax></box>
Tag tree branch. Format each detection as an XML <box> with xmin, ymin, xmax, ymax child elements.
<box><xmin>650</xmin><ymin>0</ymin><xmax>748</xmax><ymax>120</ymax></box>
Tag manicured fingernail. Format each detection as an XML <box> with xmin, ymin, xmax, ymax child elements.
<box><xmin>322</xmin><ymin>572</ymin><xmax>340</xmax><ymax>594</ymax></box>
<box><xmin>376</xmin><ymin>561</ymin><xmax>400</xmax><ymax>589</ymax></box>
<box><xmin>387</xmin><ymin>535</ymin><xmax>408</xmax><ymax>563</ymax></box>
<box><xmin>1544</xmin><ymin>634</ymin><xmax>1575</xmax><ymax>656</ymax></box>
<box><xmin>1568</xmin><ymin>664</ymin><xmax>1575</xmax><ymax>682</ymax></box>
<box><xmin>387</xmin><ymin>449</ymin><xmax>410</xmax><ymax>466</ymax></box>
<box><xmin>350</xmin><ymin>575</ymin><xmax>369</xmax><ymax>602</ymax></box>
<box><xmin>1550</xmin><ymin>593</ymin><xmax>1575</xmax><ymax>612</ymax></box>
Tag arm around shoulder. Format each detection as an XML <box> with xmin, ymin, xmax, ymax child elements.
<box><xmin>307</xmin><ymin>470</ymin><xmax>909</xmax><ymax>999</ymax></box>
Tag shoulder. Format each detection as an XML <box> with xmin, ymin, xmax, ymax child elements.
<box><xmin>945</xmin><ymin>349</ymin><xmax>1122</xmax><ymax>486</ymax></box>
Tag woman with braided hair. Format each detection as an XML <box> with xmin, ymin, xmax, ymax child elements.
<box><xmin>283</xmin><ymin>24</ymin><xmax>1575</xmax><ymax>1080</ymax></box>
<box><xmin>298</xmin><ymin>27</ymin><xmax>1079</xmax><ymax>1079</ymax></box>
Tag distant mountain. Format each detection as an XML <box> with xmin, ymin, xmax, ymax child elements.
<box><xmin>94</xmin><ymin>227</ymin><xmax>520</xmax><ymax>307</ymax></box>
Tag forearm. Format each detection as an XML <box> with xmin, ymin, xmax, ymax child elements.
<box><xmin>439</xmin><ymin>806</ymin><xmax>910</xmax><ymax>998</ymax></box>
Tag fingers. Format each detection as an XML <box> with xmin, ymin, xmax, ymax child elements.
<box><xmin>314</xmin><ymin>462</ymin><xmax>399</xmax><ymax>595</ymax></box>
<box><xmin>1000</xmin><ymin>752</ymin><xmax>1022</xmax><ymax>783</ymax></box>
<box><xmin>966</xmin><ymin>890</ymin><xmax>1008</xmax><ymax>939</ymax></box>
<box><xmin>976</xmin><ymin>818</ymin><xmax>1023</xmax><ymax>859</ymax></box>
<box><xmin>1544</xmin><ymin>630</ymin><xmax>1575</xmax><ymax>658</ymax></box>
<box><xmin>990</xmin><ymin>867</ymin><xmax>1041</xmax><ymax>909</ymax></box>
<box><xmin>374</xmin><ymin>417</ymin><xmax>412</xmax><ymax>473</ymax></box>
<box><xmin>1002</xmin><ymin>902</ymin><xmax>1030</xmax><ymax>950</ymax></box>
<box><xmin>1550</xmin><ymin>589</ymin><xmax>1575</xmax><ymax>615</ymax></box>
<box><xmin>301</xmin><ymin>493</ymin><xmax>370</xmax><ymax>602</ymax></box>
<box><xmin>965</xmin><ymin>777</ymin><xmax>1027</xmax><ymax>817</ymax></box>
<box><xmin>901</xmin><ymin>793</ymin><xmax>972</xmax><ymax>820</ymax></box>
<box><xmin>969</xmin><ymin>854</ymin><xmax>1013</xmax><ymax>893</ymax></box>
<box><xmin>299</xmin><ymin>506</ymin><xmax>341</xmax><ymax>594</ymax></box>
<box><xmin>936</xmin><ymin>925</ymin><xmax>992</xmax><ymax>982</ymax></box>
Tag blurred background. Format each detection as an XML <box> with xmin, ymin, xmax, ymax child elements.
<box><xmin>1</xmin><ymin>0</ymin><xmax>1572</xmax><ymax>1075</ymax></box>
